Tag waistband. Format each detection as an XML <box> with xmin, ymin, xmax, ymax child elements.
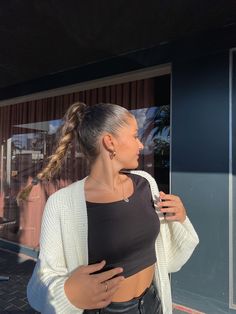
<box><xmin>84</xmin><ymin>283</ymin><xmax>159</xmax><ymax>313</ymax></box>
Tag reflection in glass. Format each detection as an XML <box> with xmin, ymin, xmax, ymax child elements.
<box><xmin>0</xmin><ymin>75</ymin><xmax>170</xmax><ymax>248</ymax></box>
<box><xmin>131</xmin><ymin>105</ymin><xmax>170</xmax><ymax>192</ymax></box>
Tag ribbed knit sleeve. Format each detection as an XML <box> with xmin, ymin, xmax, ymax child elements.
<box><xmin>27</xmin><ymin>191</ymin><xmax>84</xmax><ymax>314</ymax></box>
<box><xmin>162</xmin><ymin>217</ymin><xmax>199</xmax><ymax>273</ymax></box>
<box><xmin>159</xmin><ymin>217</ymin><xmax>199</xmax><ymax>273</ymax></box>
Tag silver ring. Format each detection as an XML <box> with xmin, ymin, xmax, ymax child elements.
<box><xmin>104</xmin><ymin>281</ymin><xmax>108</xmax><ymax>292</ymax></box>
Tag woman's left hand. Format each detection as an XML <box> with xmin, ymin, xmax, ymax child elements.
<box><xmin>156</xmin><ymin>191</ymin><xmax>186</xmax><ymax>223</ymax></box>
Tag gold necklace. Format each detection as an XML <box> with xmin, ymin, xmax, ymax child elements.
<box><xmin>121</xmin><ymin>177</ymin><xmax>129</xmax><ymax>203</ymax></box>
<box><xmin>89</xmin><ymin>175</ymin><xmax>129</xmax><ymax>203</ymax></box>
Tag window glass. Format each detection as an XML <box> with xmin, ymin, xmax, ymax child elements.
<box><xmin>0</xmin><ymin>75</ymin><xmax>170</xmax><ymax>248</ymax></box>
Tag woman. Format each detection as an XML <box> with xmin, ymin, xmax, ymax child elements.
<box><xmin>18</xmin><ymin>102</ymin><xmax>199</xmax><ymax>314</ymax></box>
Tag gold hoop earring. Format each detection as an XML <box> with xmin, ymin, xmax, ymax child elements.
<box><xmin>109</xmin><ymin>151</ymin><xmax>116</xmax><ymax>160</ymax></box>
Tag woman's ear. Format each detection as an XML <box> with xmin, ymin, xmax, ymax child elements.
<box><xmin>102</xmin><ymin>133</ymin><xmax>116</xmax><ymax>152</ymax></box>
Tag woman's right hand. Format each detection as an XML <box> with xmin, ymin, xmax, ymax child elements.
<box><xmin>64</xmin><ymin>260</ymin><xmax>125</xmax><ymax>309</ymax></box>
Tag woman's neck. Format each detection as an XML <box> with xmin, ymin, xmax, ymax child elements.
<box><xmin>89</xmin><ymin>157</ymin><xmax>123</xmax><ymax>190</ymax></box>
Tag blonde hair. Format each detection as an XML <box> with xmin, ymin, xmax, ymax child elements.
<box><xmin>17</xmin><ymin>102</ymin><xmax>132</xmax><ymax>202</ymax></box>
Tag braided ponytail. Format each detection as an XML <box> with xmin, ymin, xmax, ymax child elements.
<box><xmin>17</xmin><ymin>101</ymin><xmax>132</xmax><ymax>203</ymax></box>
<box><xmin>17</xmin><ymin>102</ymin><xmax>86</xmax><ymax>203</ymax></box>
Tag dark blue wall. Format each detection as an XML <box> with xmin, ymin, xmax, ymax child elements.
<box><xmin>171</xmin><ymin>52</ymin><xmax>233</xmax><ymax>313</ymax></box>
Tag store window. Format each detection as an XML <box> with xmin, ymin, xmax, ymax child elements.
<box><xmin>0</xmin><ymin>75</ymin><xmax>170</xmax><ymax>249</ymax></box>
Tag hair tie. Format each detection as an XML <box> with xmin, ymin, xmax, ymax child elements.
<box><xmin>31</xmin><ymin>177</ymin><xmax>40</xmax><ymax>185</ymax></box>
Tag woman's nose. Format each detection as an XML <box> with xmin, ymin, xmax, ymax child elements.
<box><xmin>138</xmin><ymin>139</ymin><xmax>144</xmax><ymax>150</ymax></box>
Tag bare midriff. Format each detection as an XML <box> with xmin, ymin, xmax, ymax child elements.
<box><xmin>111</xmin><ymin>264</ymin><xmax>155</xmax><ymax>302</ymax></box>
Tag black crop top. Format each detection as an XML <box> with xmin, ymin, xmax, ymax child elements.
<box><xmin>86</xmin><ymin>173</ymin><xmax>160</xmax><ymax>278</ymax></box>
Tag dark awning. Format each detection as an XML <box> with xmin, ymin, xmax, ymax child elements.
<box><xmin>0</xmin><ymin>1</ymin><xmax>236</xmax><ymax>92</ymax></box>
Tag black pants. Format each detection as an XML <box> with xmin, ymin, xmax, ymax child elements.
<box><xmin>84</xmin><ymin>284</ymin><xmax>162</xmax><ymax>314</ymax></box>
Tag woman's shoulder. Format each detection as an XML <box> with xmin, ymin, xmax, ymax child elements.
<box><xmin>46</xmin><ymin>178</ymin><xmax>86</xmax><ymax>205</ymax></box>
<box><xmin>125</xmin><ymin>169</ymin><xmax>156</xmax><ymax>183</ymax></box>
<box><xmin>41</xmin><ymin>178</ymin><xmax>87</xmax><ymax>224</ymax></box>
<box><xmin>125</xmin><ymin>170</ymin><xmax>159</xmax><ymax>197</ymax></box>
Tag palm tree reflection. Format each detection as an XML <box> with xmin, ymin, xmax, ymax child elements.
<box><xmin>134</xmin><ymin>105</ymin><xmax>170</xmax><ymax>192</ymax></box>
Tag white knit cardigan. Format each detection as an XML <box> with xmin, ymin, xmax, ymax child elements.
<box><xmin>27</xmin><ymin>170</ymin><xmax>199</xmax><ymax>314</ymax></box>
